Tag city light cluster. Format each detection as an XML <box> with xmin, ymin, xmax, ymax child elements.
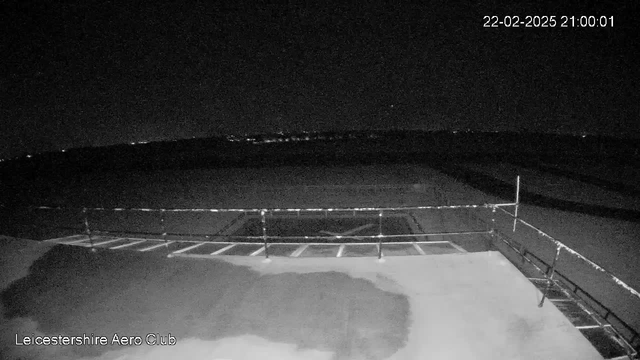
<box><xmin>0</xmin><ymin>130</ymin><xmax>617</xmax><ymax>164</ymax></box>
<box><xmin>225</xmin><ymin>131</ymin><xmax>380</xmax><ymax>145</ymax></box>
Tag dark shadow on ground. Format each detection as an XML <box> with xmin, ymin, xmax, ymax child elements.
<box><xmin>428</xmin><ymin>161</ymin><xmax>640</xmax><ymax>223</ymax></box>
<box><xmin>2</xmin><ymin>244</ymin><xmax>410</xmax><ymax>360</ymax></box>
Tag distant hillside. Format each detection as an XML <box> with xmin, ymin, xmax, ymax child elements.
<box><xmin>1</xmin><ymin>131</ymin><xmax>638</xmax><ymax>180</ymax></box>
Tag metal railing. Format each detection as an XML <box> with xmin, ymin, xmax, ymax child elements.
<box><xmin>487</xmin><ymin>177</ymin><xmax>640</xmax><ymax>356</ymax></box>
<box><xmin>36</xmin><ymin>203</ymin><xmax>496</xmax><ymax>260</ymax></box>
<box><xmin>8</xmin><ymin>178</ymin><xmax>639</xmax><ymax>355</ymax></box>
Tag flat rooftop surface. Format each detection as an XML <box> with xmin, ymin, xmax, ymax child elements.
<box><xmin>1</xmin><ymin>237</ymin><xmax>603</xmax><ymax>360</ymax></box>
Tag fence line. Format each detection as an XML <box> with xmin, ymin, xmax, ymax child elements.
<box><xmin>33</xmin><ymin>202</ymin><xmax>499</xmax><ymax>262</ymax></box>
<box><xmin>486</xmin><ymin>176</ymin><xmax>638</xmax><ymax>355</ymax></box>
<box><xmin>35</xmin><ymin>200</ymin><xmax>640</xmax><ymax>305</ymax></box>
<box><xmin>491</xmin><ymin>205</ymin><xmax>640</xmax><ymax>302</ymax></box>
<box><xmin>30</xmin><ymin>187</ymin><xmax>640</xmax><ymax>303</ymax></box>
<box><xmin>14</xmin><ymin>177</ymin><xmax>640</xmax><ymax>354</ymax></box>
<box><xmin>87</xmin><ymin>230</ymin><xmax>491</xmax><ymax>242</ymax></box>
<box><xmin>36</xmin><ymin>203</ymin><xmax>505</xmax><ymax>213</ymax></box>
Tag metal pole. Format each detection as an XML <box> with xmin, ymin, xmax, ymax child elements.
<box><xmin>539</xmin><ymin>245</ymin><xmax>562</xmax><ymax>307</ymax></box>
<box><xmin>378</xmin><ymin>210</ymin><xmax>383</xmax><ymax>259</ymax></box>
<box><xmin>82</xmin><ymin>207</ymin><xmax>95</xmax><ymax>252</ymax></box>
<box><xmin>160</xmin><ymin>209</ymin><xmax>168</xmax><ymax>248</ymax></box>
<box><xmin>261</xmin><ymin>210</ymin><xmax>269</xmax><ymax>259</ymax></box>
<box><xmin>491</xmin><ymin>206</ymin><xmax>496</xmax><ymax>234</ymax></box>
<box><xmin>513</xmin><ymin>175</ymin><xmax>520</xmax><ymax>232</ymax></box>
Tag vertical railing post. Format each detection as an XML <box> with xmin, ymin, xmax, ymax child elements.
<box><xmin>261</xmin><ymin>210</ymin><xmax>269</xmax><ymax>259</ymax></box>
<box><xmin>82</xmin><ymin>207</ymin><xmax>95</xmax><ymax>252</ymax></box>
<box><xmin>491</xmin><ymin>206</ymin><xmax>496</xmax><ymax>234</ymax></box>
<box><xmin>377</xmin><ymin>210</ymin><xmax>383</xmax><ymax>260</ymax></box>
<box><xmin>160</xmin><ymin>209</ymin><xmax>168</xmax><ymax>248</ymax></box>
<box><xmin>513</xmin><ymin>175</ymin><xmax>520</xmax><ymax>232</ymax></box>
<box><xmin>539</xmin><ymin>245</ymin><xmax>562</xmax><ymax>307</ymax></box>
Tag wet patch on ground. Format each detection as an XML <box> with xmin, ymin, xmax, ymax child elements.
<box><xmin>1</xmin><ymin>244</ymin><xmax>410</xmax><ymax>360</ymax></box>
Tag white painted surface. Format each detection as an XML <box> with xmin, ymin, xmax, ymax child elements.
<box><xmin>215</xmin><ymin>252</ymin><xmax>604</xmax><ymax>360</ymax></box>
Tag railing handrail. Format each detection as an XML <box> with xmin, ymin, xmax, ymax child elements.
<box><xmin>32</xmin><ymin>200</ymin><xmax>640</xmax><ymax>301</ymax></box>
<box><xmin>491</xmin><ymin>204</ymin><xmax>640</xmax><ymax>302</ymax></box>
<box><xmin>35</xmin><ymin>203</ymin><xmax>506</xmax><ymax>213</ymax></box>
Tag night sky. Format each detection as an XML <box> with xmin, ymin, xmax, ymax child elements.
<box><xmin>2</xmin><ymin>1</ymin><xmax>639</xmax><ymax>158</ymax></box>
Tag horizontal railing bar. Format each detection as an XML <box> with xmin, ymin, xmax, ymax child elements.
<box><xmin>492</xmin><ymin>206</ymin><xmax>640</xmax><ymax>301</ymax></box>
<box><xmin>208</xmin><ymin>231</ymin><xmax>491</xmax><ymax>240</ymax></box>
<box><xmin>87</xmin><ymin>229</ymin><xmax>490</xmax><ymax>240</ymax></box>
<box><xmin>49</xmin><ymin>231</ymin><xmax>480</xmax><ymax>246</ymax></box>
<box><xmin>493</xmin><ymin>228</ymin><xmax>640</xmax><ymax>351</ymax></box>
<box><xmin>69</xmin><ymin>240</ymin><xmax>464</xmax><ymax>246</ymax></box>
<box><xmin>489</xmin><ymin>202</ymin><xmax>519</xmax><ymax>207</ymax></box>
<box><xmin>34</xmin><ymin>204</ymin><xmax>494</xmax><ymax>213</ymax></box>
<box><xmin>45</xmin><ymin>229</ymin><xmax>487</xmax><ymax>242</ymax></box>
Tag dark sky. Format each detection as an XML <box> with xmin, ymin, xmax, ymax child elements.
<box><xmin>2</xmin><ymin>0</ymin><xmax>639</xmax><ymax>158</ymax></box>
